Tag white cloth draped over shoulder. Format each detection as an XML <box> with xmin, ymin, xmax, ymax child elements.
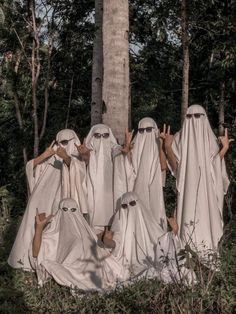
<box><xmin>85</xmin><ymin>124</ymin><xmax>124</xmax><ymax>228</ymax></box>
<box><xmin>30</xmin><ymin>199</ymin><xmax>123</xmax><ymax>291</ymax></box>
<box><xmin>111</xmin><ymin>192</ymin><xmax>195</xmax><ymax>284</ymax></box>
<box><xmin>171</xmin><ymin>105</ymin><xmax>230</xmax><ymax>254</ymax></box>
<box><xmin>8</xmin><ymin>129</ymin><xmax>88</xmax><ymax>270</ymax></box>
<box><xmin>126</xmin><ymin>118</ymin><xmax>167</xmax><ymax>230</ymax></box>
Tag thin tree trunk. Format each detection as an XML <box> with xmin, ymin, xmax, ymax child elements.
<box><xmin>29</xmin><ymin>0</ymin><xmax>40</xmax><ymax>157</ymax></box>
<box><xmin>65</xmin><ymin>75</ymin><xmax>74</xmax><ymax>128</ymax></box>
<box><xmin>218</xmin><ymin>81</ymin><xmax>225</xmax><ymax>136</ymax></box>
<box><xmin>181</xmin><ymin>0</ymin><xmax>189</xmax><ymax>125</ymax></box>
<box><xmin>91</xmin><ymin>0</ymin><xmax>103</xmax><ymax>126</ymax></box>
<box><xmin>102</xmin><ymin>0</ymin><xmax>129</xmax><ymax>144</ymax></box>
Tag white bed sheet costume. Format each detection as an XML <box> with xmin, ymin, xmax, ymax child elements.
<box><xmin>126</xmin><ymin>117</ymin><xmax>167</xmax><ymax>230</ymax></box>
<box><xmin>170</xmin><ymin>105</ymin><xmax>229</xmax><ymax>256</ymax></box>
<box><xmin>111</xmin><ymin>192</ymin><xmax>195</xmax><ymax>284</ymax></box>
<box><xmin>85</xmin><ymin>124</ymin><xmax>125</xmax><ymax>229</ymax></box>
<box><xmin>30</xmin><ymin>199</ymin><xmax>123</xmax><ymax>292</ymax></box>
<box><xmin>8</xmin><ymin>129</ymin><xmax>88</xmax><ymax>270</ymax></box>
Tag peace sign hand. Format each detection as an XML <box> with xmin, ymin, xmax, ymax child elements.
<box><xmin>120</xmin><ymin>128</ymin><xmax>134</xmax><ymax>154</ymax></box>
<box><xmin>159</xmin><ymin>124</ymin><xmax>167</xmax><ymax>141</ymax></box>
<box><xmin>35</xmin><ymin>208</ymin><xmax>53</xmax><ymax>230</ymax></box>
<box><xmin>44</xmin><ymin>140</ymin><xmax>56</xmax><ymax>159</ymax></box>
<box><xmin>74</xmin><ymin>139</ymin><xmax>92</xmax><ymax>156</ymax></box>
<box><xmin>219</xmin><ymin>128</ymin><xmax>234</xmax><ymax>149</ymax></box>
<box><xmin>164</xmin><ymin>125</ymin><xmax>174</xmax><ymax>148</ymax></box>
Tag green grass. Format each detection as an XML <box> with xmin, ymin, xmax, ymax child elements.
<box><xmin>0</xmin><ymin>214</ymin><xmax>236</xmax><ymax>314</ymax></box>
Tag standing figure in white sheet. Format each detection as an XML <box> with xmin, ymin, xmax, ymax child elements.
<box><xmin>164</xmin><ymin>104</ymin><xmax>232</xmax><ymax>255</ymax></box>
<box><xmin>123</xmin><ymin>117</ymin><xmax>167</xmax><ymax>230</ymax></box>
<box><xmin>8</xmin><ymin>129</ymin><xmax>88</xmax><ymax>270</ymax></box>
<box><xmin>76</xmin><ymin>124</ymin><xmax>123</xmax><ymax>232</ymax></box>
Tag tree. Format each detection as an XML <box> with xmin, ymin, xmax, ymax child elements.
<box><xmin>102</xmin><ymin>0</ymin><xmax>129</xmax><ymax>144</ymax></box>
<box><xmin>91</xmin><ymin>0</ymin><xmax>103</xmax><ymax>126</ymax></box>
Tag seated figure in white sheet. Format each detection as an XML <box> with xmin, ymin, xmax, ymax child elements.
<box><xmin>31</xmin><ymin>198</ymin><xmax>123</xmax><ymax>292</ymax></box>
<box><xmin>100</xmin><ymin>192</ymin><xmax>195</xmax><ymax>284</ymax></box>
<box><xmin>163</xmin><ymin>105</ymin><xmax>232</xmax><ymax>257</ymax></box>
<box><xmin>8</xmin><ymin>129</ymin><xmax>88</xmax><ymax>270</ymax></box>
<box><xmin>122</xmin><ymin>117</ymin><xmax>167</xmax><ymax>230</ymax></box>
<box><xmin>75</xmin><ymin>124</ymin><xmax>126</xmax><ymax>232</ymax></box>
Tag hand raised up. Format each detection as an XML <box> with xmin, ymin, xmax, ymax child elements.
<box><xmin>74</xmin><ymin>138</ymin><xmax>92</xmax><ymax>156</ymax></box>
<box><xmin>56</xmin><ymin>146</ymin><xmax>69</xmax><ymax>160</ymax></box>
<box><xmin>219</xmin><ymin>128</ymin><xmax>234</xmax><ymax>149</ymax></box>
<box><xmin>35</xmin><ymin>208</ymin><xmax>53</xmax><ymax>230</ymax></box>
<box><xmin>164</xmin><ymin>125</ymin><xmax>174</xmax><ymax>148</ymax></box>
<box><xmin>120</xmin><ymin>128</ymin><xmax>134</xmax><ymax>154</ymax></box>
<box><xmin>44</xmin><ymin>140</ymin><xmax>56</xmax><ymax>159</ymax></box>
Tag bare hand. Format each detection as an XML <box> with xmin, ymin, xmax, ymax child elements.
<box><xmin>74</xmin><ymin>139</ymin><xmax>91</xmax><ymax>156</ymax></box>
<box><xmin>56</xmin><ymin>146</ymin><xmax>69</xmax><ymax>160</ymax></box>
<box><xmin>35</xmin><ymin>208</ymin><xmax>53</xmax><ymax>229</ymax></box>
<box><xmin>218</xmin><ymin>128</ymin><xmax>234</xmax><ymax>149</ymax></box>
<box><xmin>167</xmin><ymin>210</ymin><xmax>178</xmax><ymax>235</ymax></box>
<box><xmin>164</xmin><ymin>125</ymin><xmax>174</xmax><ymax>148</ymax></box>
<box><xmin>103</xmin><ymin>227</ymin><xmax>114</xmax><ymax>240</ymax></box>
<box><xmin>120</xmin><ymin>128</ymin><xmax>134</xmax><ymax>154</ymax></box>
<box><xmin>44</xmin><ymin>140</ymin><xmax>56</xmax><ymax>159</ymax></box>
<box><xmin>159</xmin><ymin>123</ymin><xmax>167</xmax><ymax>142</ymax></box>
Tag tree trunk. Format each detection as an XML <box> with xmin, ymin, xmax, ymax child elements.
<box><xmin>102</xmin><ymin>0</ymin><xmax>129</xmax><ymax>144</ymax></box>
<box><xmin>91</xmin><ymin>0</ymin><xmax>103</xmax><ymax>126</ymax></box>
<box><xmin>181</xmin><ymin>0</ymin><xmax>189</xmax><ymax>125</ymax></box>
<box><xmin>218</xmin><ymin>81</ymin><xmax>225</xmax><ymax>136</ymax></box>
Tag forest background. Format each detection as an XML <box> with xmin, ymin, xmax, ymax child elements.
<box><xmin>0</xmin><ymin>0</ymin><xmax>235</xmax><ymax>313</ymax></box>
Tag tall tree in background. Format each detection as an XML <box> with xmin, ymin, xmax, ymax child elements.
<box><xmin>181</xmin><ymin>0</ymin><xmax>189</xmax><ymax>124</ymax></box>
<box><xmin>91</xmin><ymin>0</ymin><xmax>103</xmax><ymax>126</ymax></box>
<box><xmin>102</xmin><ymin>0</ymin><xmax>129</xmax><ymax>144</ymax></box>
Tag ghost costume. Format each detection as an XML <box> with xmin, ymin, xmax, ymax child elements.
<box><xmin>85</xmin><ymin>124</ymin><xmax>124</xmax><ymax>229</ymax></box>
<box><xmin>30</xmin><ymin>199</ymin><xmax>123</xmax><ymax>291</ymax></box>
<box><xmin>126</xmin><ymin>118</ymin><xmax>167</xmax><ymax>230</ymax></box>
<box><xmin>111</xmin><ymin>192</ymin><xmax>195</xmax><ymax>284</ymax></box>
<box><xmin>8</xmin><ymin>129</ymin><xmax>88</xmax><ymax>270</ymax></box>
<box><xmin>171</xmin><ymin>105</ymin><xmax>229</xmax><ymax>255</ymax></box>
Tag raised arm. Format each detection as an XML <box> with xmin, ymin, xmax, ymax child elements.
<box><xmin>56</xmin><ymin>146</ymin><xmax>71</xmax><ymax>166</ymax></box>
<box><xmin>98</xmin><ymin>227</ymin><xmax>116</xmax><ymax>249</ymax></box>
<box><xmin>33</xmin><ymin>141</ymin><xmax>55</xmax><ymax>167</ymax></box>
<box><xmin>32</xmin><ymin>210</ymin><xmax>53</xmax><ymax>258</ymax></box>
<box><xmin>218</xmin><ymin>128</ymin><xmax>234</xmax><ymax>159</ymax></box>
<box><xmin>158</xmin><ymin>124</ymin><xmax>167</xmax><ymax>171</ymax></box>
<box><xmin>164</xmin><ymin>125</ymin><xmax>178</xmax><ymax>173</ymax></box>
<box><xmin>120</xmin><ymin>128</ymin><xmax>134</xmax><ymax>163</ymax></box>
<box><xmin>74</xmin><ymin>139</ymin><xmax>92</xmax><ymax>165</ymax></box>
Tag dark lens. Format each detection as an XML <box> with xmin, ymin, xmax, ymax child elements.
<box><xmin>146</xmin><ymin>127</ymin><xmax>153</xmax><ymax>133</ymax></box>
<box><xmin>71</xmin><ymin>208</ymin><xmax>77</xmax><ymax>212</ymax></box>
<box><xmin>138</xmin><ymin>128</ymin><xmax>145</xmax><ymax>134</ymax></box>
<box><xmin>102</xmin><ymin>133</ymin><xmax>110</xmax><ymax>138</ymax></box>
<box><xmin>129</xmin><ymin>200</ymin><xmax>136</xmax><ymax>206</ymax></box>
<box><xmin>94</xmin><ymin>133</ymin><xmax>101</xmax><ymax>138</ymax></box>
<box><xmin>121</xmin><ymin>204</ymin><xmax>128</xmax><ymax>209</ymax></box>
<box><xmin>194</xmin><ymin>113</ymin><xmax>202</xmax><ymax>118</ymax></box>
<box><xmin>60</xmin><ymin>140</ymin><xmax>69</xmax><ymax>145</ymax></box>
<box><xmin>62</xmin><ymin>207</ymin><xmax>68</xmax><ymax>212</ymax></box>
<box><xmin>186</xmin><ymin>114</ymin><xmax>192</xmax><ymax>119</ymax></box>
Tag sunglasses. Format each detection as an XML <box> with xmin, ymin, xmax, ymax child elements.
<box><xmin>55</xmin><ymin>138</ymin><xmax>74</xmax><ymax>146</ymax></box>
<box><xmin>186</xmin><ymin>113</ymin><xmax>204</xmax><ymax>119</ymax></box>
<box><xmin>62</xmin><ymin>207</ymin><xmax>77</xmax><ymax>212</ymax></box>
<box><xmin>138</xmin><ymin>127</ymin><xmax>154</xmax><ymax>134</ymax></box>
<box><xmin>93</xmin><ymin>133</ymin><xmax>110</xmax><ymax>139</ymax></box>
<box><xmin>121</xmin><ymin>200</ymin><xmax>137</xmax><ymax>209</ymax></box>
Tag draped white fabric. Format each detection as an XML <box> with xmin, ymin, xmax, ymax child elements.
<box><xmin>111</xmin><ymin>192</ymin><xmax>195</xmax><ymax>284</ymax></box>
<box><xmin>85</xmin><ymin>124</ymin><xmax>123</xmax><ymax>227</ymax></box>
<box><xmin>171</xmin><ymin>105</ymin><xmax>230</xmax><ymax>254</ymax></box>
<box><xmin>30</xmin><ymin>199</ymin><xmax>123</xmax><ymax>291</ymax></box>
<box><xmin>8</xmin><ymin>129</ymin><xmax>88</xmax><ymax>270</ymax></box>
<box><xmin>127</xmin><ymin>118</ymin><xmax>167</xmax><ymax>230</ymax></box>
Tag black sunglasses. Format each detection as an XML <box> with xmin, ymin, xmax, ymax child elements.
<box><xmin>186</xmin><ymin>113</ymin><xmax>204</xmax><ymax>119</ymax></box>
<box><xmin>62</xmin><ymin>207</ymin><xmax>77</xmax><ymax>212</ymax></box>
<box><xmin>121</xmin><ymin>200</ymin><xmax>137</xmax><ymax>209</ymax></box>
<box><xmin>56</xmin><ymin>138</ymin><xmax>74</xmax><ymax>146</ymax></box>
<box><xmin>94</xmin><ymin>132</ymin><xmax>110</xmax><ymax>139</ymax></box>
<box><xmin>138</xmin><ymin>127</ymin><xmax>154</xmax><ymax>134</ymax></box>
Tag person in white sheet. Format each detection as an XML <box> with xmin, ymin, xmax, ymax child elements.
<box><xmin>8</xmin><ymin>129</ymin><xmax>88</xmax><ymax>270</ymax></box>
<box><xmin>163</xmin><ymin>104</ymin><xmax>232</xmax><ymax>256</ymax></box>
<box><xmin>31</xmin><ymin>198</ymin><xmax>123</xmax><ymax>291</ymax></box>
<box><xmin>75</xmin><ymin>124</ymin><xmax>124</xmax><ymax>232</ymax></box>
<box><xmin>122</xmin><ymin>117</ymin><xmax>167</xmax><ymax>230</ymax></box>
<box><xmin>100</xmin><ymin>192</ymin><xmax>195</xmax><ymax>284</ymax></box>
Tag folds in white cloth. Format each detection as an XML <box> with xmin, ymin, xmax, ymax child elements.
<box><xmin>125</xmin><ymin>117</ymin><xmax>167</xmax><ymax>230</ymax></box>
<box><xmin>8</xmin><ymin>129</ymin><xmax>88</xmax><ymax>270</ymax></box>
<box><xmin>171</xmin><ymin>105</ymin><xmax>230</xmax><ymax>255</ymax></box>
<box><xmin>30</xmin><ymin>198</ymin><xmax>124</xmax><ymax>291</ymax></box>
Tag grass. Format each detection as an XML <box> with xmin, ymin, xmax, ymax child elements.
<box><xmin>0</xmin><ymin>212</ymin><xmax>236</xmax><ymax>314</ymax></box>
